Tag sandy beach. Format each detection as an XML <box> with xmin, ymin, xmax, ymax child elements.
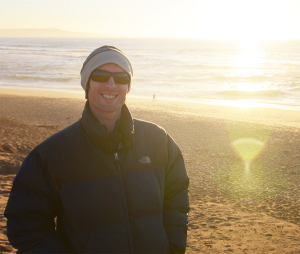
<box><xmin>0</xmin><ymin>88</ymin><xmax>299</xmax><ymax>253</ymax></box>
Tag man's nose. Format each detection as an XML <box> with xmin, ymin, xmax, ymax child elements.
<box><xmin>105</xmin><ymin>76</ymin><xmax>116</xmax><ymax>88</ymax></box>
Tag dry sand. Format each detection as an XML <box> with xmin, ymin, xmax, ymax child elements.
<box><xmin>0</xmin><ymin>88</ymin><xmax>299</xmax><ymax>253</ymax></box>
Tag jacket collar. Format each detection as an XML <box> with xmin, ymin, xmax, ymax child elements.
<box><xmin>80</xmin><ymin>101</ymin><xmax>134</xmax><ymax>154</ymax></box>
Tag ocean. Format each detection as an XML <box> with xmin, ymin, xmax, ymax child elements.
<box><xmin>0</xmin><ymin>37</ymin><xmax>299</xmax><ymax>111</ymax></box>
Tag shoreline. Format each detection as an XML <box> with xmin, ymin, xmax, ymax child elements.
<box><xmin>1</xmin><ymin>87</ymin><xmax>299</xmax><ymax>130</ymax></box>
<box><xmin>1</xmin><ymin>86</ymin><xmax>299</xmax><ymax>112</ymax></box>
<box><xmin>1</xmin><ymin>87</ymin><xmax>300</xmax><ymax>253</ymax></box>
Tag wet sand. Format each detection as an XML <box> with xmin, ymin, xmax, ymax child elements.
<box><xmin>0</xmin><ymin>88</ymin><xmax>300</xmax><ymax>253</ymax></box>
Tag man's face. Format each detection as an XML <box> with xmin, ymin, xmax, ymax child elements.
<box><xmin>88</xmin><ymin>63</ymin><xmax>129</xmax><ymax>114</ymax></box>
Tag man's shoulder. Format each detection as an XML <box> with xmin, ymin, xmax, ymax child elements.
<box><xmin>35</xmin><ymin>120</ymin><xmax>82</xmax><ymax>152</ymax></box>
<box><xmin>133</xmin><ymin>118</ymin><xmax>181</xmax><ymax>151</ymax></box>
<box><xmin>133</xmin><ymin>118</ymin><xmax>166</xmax><ymax>134</ymax></box>
<box><xmin>133</xmin><ymin>118</ymin><xmax>169</xmax><ymax>145</ymax></box>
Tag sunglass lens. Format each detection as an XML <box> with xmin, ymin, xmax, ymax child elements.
<box><xmin>91</xmin><ymin>74</ymin><xmax>110</xmax><ymax>82</ymax></box>
<box><xmin>114</xmin><ymin>75</ymin><xmax>130</xmax><ymax>84</ymax></box>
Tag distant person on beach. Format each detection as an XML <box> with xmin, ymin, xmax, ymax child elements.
<box><xmin>5</xmin><ymin>46</ymin><xmax>189</xmax><ymax>253</ymax></box>
<box><xmin>153</xmin><ymin>93</ymin><xmax>156</xmax><ymax>101</ymax></box>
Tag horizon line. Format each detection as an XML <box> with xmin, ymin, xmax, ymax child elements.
<box><xmin>1</xmin><ymin>28</ymin><xmax>300</xmax><ymax>40</ymax></box>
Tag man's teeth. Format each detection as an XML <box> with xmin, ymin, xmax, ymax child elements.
<box><xmin>102</xmin><ymin>94</ymin><xmax>117</xmax><ymax>99</ymax></box>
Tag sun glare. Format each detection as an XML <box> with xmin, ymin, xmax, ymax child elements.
<box><xmin>234</xmin><ymin>39</ymin><xmax>260</xmax><ymax>69</ymax></box>
<box><xmin>239</xmin><ymin>37</ymin><xmax>259</xmax><ymax>49</ymax></box>
<box><xmin>217</xmin><ymin>100</ymin><xmax>262</xmax><ymax>109</ymax></box>
<box><xmin>224</xmin><ymin>37</ymin><xmax>265</xmax><ymax>94</ymax></box>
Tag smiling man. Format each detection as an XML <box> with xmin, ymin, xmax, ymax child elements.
<box><xmin>87</xmin><ymin>62</ymin><xmax>129</xmax><ymax>132</ymax></box>
<box><xmin>5</xmin><ymin>46</ymin><xmax>189</xmax><ymax>254</ymax></box>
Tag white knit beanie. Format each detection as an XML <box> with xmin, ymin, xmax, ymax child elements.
<box><xmin>80</xmin><ymin>45</ymin><xmax>133</xmax><ymax>98</ymax></box>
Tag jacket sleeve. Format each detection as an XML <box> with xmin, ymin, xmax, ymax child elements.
<box><xmin>4</xmin><ymin>150</ymin><xmax>71</xmax><ymax>253</ymax></box>
<box><xmin>163</xmin><ymin>135</ymin><xmax>189</xmax><ymax>254</ymax></box>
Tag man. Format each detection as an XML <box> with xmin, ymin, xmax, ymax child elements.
<box><xmin>5</xmin><ymin>46</ymin><xmax>189</xmax><ymax>253</ymax></box>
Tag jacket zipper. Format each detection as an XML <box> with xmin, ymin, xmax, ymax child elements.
<box><xmin>114</xmin><ymin>152</ymin><xmax>134</xmax><ymax>253</ymax></box>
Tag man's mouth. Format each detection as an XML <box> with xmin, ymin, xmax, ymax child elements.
<box><xmin>101</xmin><ymin>94</ymin><xmax>118</xmax><ymax>99</ymax></box>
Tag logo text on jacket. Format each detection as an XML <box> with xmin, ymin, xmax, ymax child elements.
<box><xmin>138</xmin><ymin>156</ymin><xmax>151</xmax><ymax>164</ymax></box>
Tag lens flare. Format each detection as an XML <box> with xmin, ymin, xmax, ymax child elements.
<box><xmin>231</xmin><ymin>137</ymin><xmax>265</xmax><ymax>174</ymax></box>
<box><xmin>232</xmin><ymin>137</ymin><xmax>265</xmax><ymax>170</ymax></box>
<box><xmin>210</xmin><ymin>122</ymin><xmax>288</xmax><ymax>199</ymax></box>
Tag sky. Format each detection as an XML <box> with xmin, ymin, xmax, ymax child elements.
<box><xmin>1</xmin><ymin>0</ymin><xmax>300</xmax><ymax>39</ymax></box>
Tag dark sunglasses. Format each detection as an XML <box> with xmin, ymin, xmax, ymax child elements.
<box><xmin>90</xmin><ymin>69</ymin><xmax>130</xmax><ymax>85</ymax></box>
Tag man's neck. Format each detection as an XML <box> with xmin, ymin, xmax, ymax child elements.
<box><xmin>89</xmin><ymin>105</ymin><xmax>121</xmax><ymax>132</ymax></box>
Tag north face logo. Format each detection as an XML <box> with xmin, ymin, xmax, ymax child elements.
<box><xmin>138</xmin><ymin>156</ymin><xmax>151</xmax><ymax>164</ymax></box>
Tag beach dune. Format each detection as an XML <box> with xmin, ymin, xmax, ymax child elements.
<box><xmin>0</xmin><ymin>88</ymin><xmax>299</xmax><ymax>253</ymax></box>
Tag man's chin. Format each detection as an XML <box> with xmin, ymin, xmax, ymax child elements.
<box><xmin>97</xmin><ymin>105</ymin><xmax>123</xmax><ymax>114</ymax></box>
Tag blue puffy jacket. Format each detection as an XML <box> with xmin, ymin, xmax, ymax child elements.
<box><xmin>5</xmin><ymin>102</ymin><xmax>189</xmax><ymax>253</ymax></box>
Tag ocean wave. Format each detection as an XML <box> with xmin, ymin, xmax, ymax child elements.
<box><xmin>192</xmin><ymin>64</ymin><xmax>240</xmax><ymax>69</ymax></box>
<box><xmin>29</xmin><ymin>51</ymin><xmax>85</xmax><ymax>58</ymax></box>
<box><xmin>288</xmin><ymin>87</ymin><xmax>300</xmax><ymax>92</ymax></box>
<box><xmin>0</xmin><ymin>45</ymin><xmax>30</xmax><ymax>49</ymax></box>
<box><xmin>9</xmin><ymin>74</ymin><xmax>75</xmax><ymax>82</ymax></box>
<box><xmin>191</xmin><ymin>64</ymin><xmax>275</xmax><ymax>70</ymax></box>
<box><xmin>59</xmin><ymin>72</ymin><xmax>78</xmax><ymax>76</ymax></box>
<box><xmin>16</xmin><ymin>45</ymin><xmax>31</xmax><ymax>47</ymax></box>
<box><xmin>0</xmin><ymin>47</ymin><xmax>84</xmax><ymax>58</ymax></box>
<box><xmin>133</xmin><ymin>78</ymin><xmax>148</xmax><ymax>82</ymax></box>
<box><xmin>286</xmin><ymin>81</ymin><xmax>300</xmax><ymax>88</ymax></box>
<box><xmin>212</xmin><ymin>74</ymin><xmax>285</xmax><ymax>83</ymax></box>
<box><xmin>216</xmin><ymin>90</ymin><xmax>285</xmax><ymax>98</ymax></box>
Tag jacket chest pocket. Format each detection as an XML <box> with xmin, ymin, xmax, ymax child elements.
<box><xmin>60</xmin><ymin>175</ymin><xmax>125</xmax><ymax>232</ymax></box>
